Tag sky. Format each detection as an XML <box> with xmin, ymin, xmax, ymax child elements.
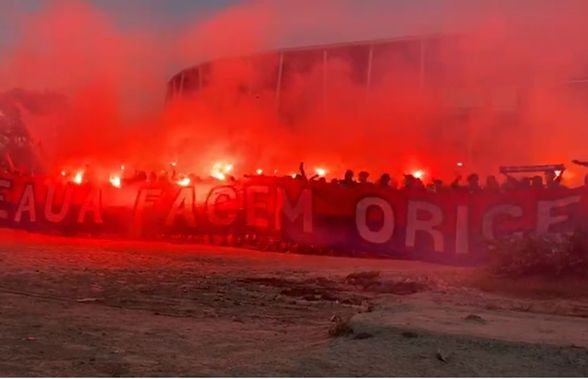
<box><xmin>2</xmin><ymin>0</ymin><xmax>587</xmax><ymax>95</ymax></box>
<box><xmin>0</xmin><ymin>0</ymin><xmax>451</xmax><ymax>91</ymax></box>
<box><xmin>0</xmin><ymin>0</ymin><xmax>528</xmax><ymax>59</ymax></box>
<box><xmin>2</xmin><ymin>0</ymin><xmax>586</xmax><ymax>75</ymax></box>
<box><xmin>0</xmin><ymin>0</ymin><xmax>239</xmax><ymax>50</ymax></box>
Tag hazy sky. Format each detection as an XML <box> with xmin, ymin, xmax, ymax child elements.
<box><xmin>0</xmin><ymin>0</ymin><xmax>517</xmax><ymax>48</ymax></box>
<box><xmin>0</xmin><ymin>0</ymin><xmax>438</xmax><ymax>42</ymax></box>
<box><xmin>0</xmin><ymin>0</ymin><xmax>240</xmax><ymax>47</ymax></box>
<box><xmin>0</xmin><ymin>0</ymin><xmax>454</xmax><ymax>79</ymax></box>
<box><xmin>2</xmin><ymin>0</ymin><xmax>583</xmax><ymax>54</ymax></box>
<box><xmin>1</xmin><ymin>0</ymin><xmax>586</xmax><ymax>85</ymax></box>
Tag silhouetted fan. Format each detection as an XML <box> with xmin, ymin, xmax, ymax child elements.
<box><xmin>0</xmin><ymin>89</ymin><xmax>65</xmax><ymax>174</ymax></box>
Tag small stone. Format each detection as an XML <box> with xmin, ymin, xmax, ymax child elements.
<box><xmin>328</xmin><ymin>319</ymin><xmax>353</xmax><ymax>337</ymax></box>
<box><xmin>359</xmin><ymin>301</ymin><xmax>374</xmax><ymax>313</ymax></box>
<box><xmin>464</xmin><ymin>314</ymin><xmax>486</xmax><ymax>323</ymax></box>
<box><xmin>353</xmin><ymin>332</ymin><xmax>373</xmax><ymax>340</ymax></box>
<box><xmin>436</xmin><ymin>348</ymin><xmax>452</xmax><ymax>363</ymax></box>
<box><xmin>76</xmin><ymin>297</ymin><xmax>99</xmax><ymax>303</ymax></box>
<box><xmin>330</xmin><ymin>314</ymin><xmax>341</xmax><ymax>322</ymax></box>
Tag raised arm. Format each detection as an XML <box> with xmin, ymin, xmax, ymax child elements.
<box><xmin>299</xmin><ymin>161</ymin><xmax>307</xmax><ymax>180</ymax></box>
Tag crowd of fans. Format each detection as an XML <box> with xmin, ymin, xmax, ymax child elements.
<box><xmin>285</xmin><ymin>162</ymin><xmax>588</xmax><ymax>192</ymax></box>
<box><xmin>2</xmin><ymin>150</ymin><xmax>588</xmax><ymax>191</ymax></box>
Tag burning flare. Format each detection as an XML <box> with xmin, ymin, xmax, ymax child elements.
<box><xmin>73</xmin><ymin>170</ymin><xmax>84</xmax><ymax>185</ymax></box>
<box><xmin>109</xmin><ymin>174</ymin><xmax>122</xmax><ymax>188</ymax></box>
<box><xmin>315</xmin><ymin>167</ymin><xmax>327</xmax><ymax>177</ymax></box>
<box><xmin>211</xmin><ymin>162</ymin><xmax>233</xmax><ymax>181</ymax></box>
<box><xmin>177</xmin><ymin>177</ymin><xmax>191</xmax><ymax>187</ymax></box>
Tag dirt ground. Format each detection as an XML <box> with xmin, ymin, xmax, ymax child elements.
<box><xmin>0</xmin><ymin>229</ymin><xmax>587</xmax><ymax>376</ymax></box>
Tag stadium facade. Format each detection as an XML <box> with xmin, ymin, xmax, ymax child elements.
<box><xmin>166</xmin><ymin>35</ymin><xmax>529</xmax><ymax>113</ymax></box>
<box><xmin>167</xmin><ymin>33</ymin><xmax>588</xmax><ymax>111</ymax></box>
<box><xmin>165</xmin><ymin>35</ymin><xmax>588</xmax><ymax>169</ymax></box>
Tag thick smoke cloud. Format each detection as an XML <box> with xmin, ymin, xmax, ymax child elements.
<box><xmin>1</xmin><ymin>0</ymin><xmax>587</xmax><ymax>183</ymax></box>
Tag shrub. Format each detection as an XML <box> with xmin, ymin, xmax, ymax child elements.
<box><xmin>487</xmin><ymin>230</ymin><xmax>588</xmax><ymax>278</ymax></box>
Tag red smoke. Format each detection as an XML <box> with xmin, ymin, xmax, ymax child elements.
<box><xmin>1</xmin><ymin>0</ymin><xmax>588</xmax><ymax>184</ymax></box>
